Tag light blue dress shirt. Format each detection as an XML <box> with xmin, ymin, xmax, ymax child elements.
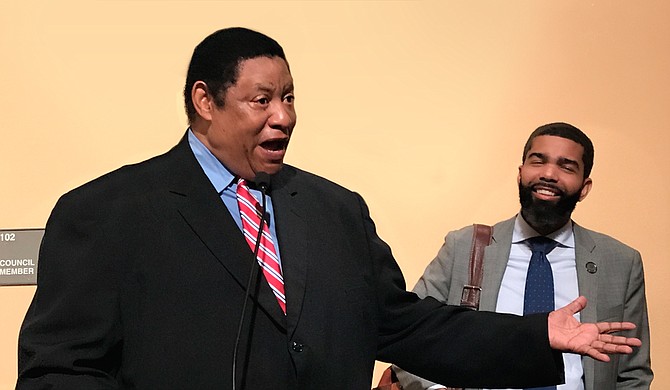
<box><xmin>186</xmin><ymin>130</ymin><xmax>283</xmax><ymax>269</ymax></box>
<box><xmin>491</xmin><ymin>215</ymin><xmax>583</xmax><ymax>390</ymax></box>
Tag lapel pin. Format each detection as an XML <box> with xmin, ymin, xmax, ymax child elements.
<box><xmin>585</xmin><ymin>262</ymin><xmax>597</xmax><ymax>274</ymax></box>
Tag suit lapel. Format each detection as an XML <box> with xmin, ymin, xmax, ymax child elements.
<box><xmin>270</xmin><ymin>167</ymin><xmax>309</xmax><ymax>338</ymax></box>
<box><xmin>573</xmin><ymin>223</ymin><xmax>598</xmax><ymax>322</ymax></box>
<box><xmin>165</xmin><ymin>136</ymin><xmax>287</xmax><ymax>328</ymax></box>
<box><xmin>573</xmin><ymin>223</ymin><xmax>598</xmax><ymax>390</ymax></box>
<box><xmin>479</xmin><ymin>218</ymin><xmax>515</xmax><ymax>311</ymax></box>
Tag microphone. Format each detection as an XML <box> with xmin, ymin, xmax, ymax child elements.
<box><xmin>232</xmin><ymin>172</ymin><xmax>272</xmax><ymax>390</ymax></box>
<box><xmin>254</xmin><ymin>171</ymin><xmax>272</xmax><ymax>194</ymax></box>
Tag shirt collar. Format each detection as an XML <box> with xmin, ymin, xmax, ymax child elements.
<box><xmin>512</xmin><ymin>212</ymin><xmax>575</xmax><ymax>248</ymax></box>
<box><xmin>187</xmin><ymin>129</ymin><xmax>237</xmax><ymax>194</ymax></box>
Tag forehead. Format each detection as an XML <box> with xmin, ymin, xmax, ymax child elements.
<box><xmin>234</xmin><ymin>56</ymin><xmax>293</xmax><ymax>88</ymax></box>
<box><xmin>526</xmin><ymin>135</ymin><xmax>585</xmax><ymax>162</ymax></box>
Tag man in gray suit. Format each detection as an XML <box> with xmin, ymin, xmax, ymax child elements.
<box><xmin>395</xmin><ymin>123</ymin><xmax>652</xmax><ymax>390</ymax></box>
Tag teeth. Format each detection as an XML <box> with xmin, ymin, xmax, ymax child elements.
<box><xmin>537</xmin><ymin>189</ymin><xmax>557</xmax><ymax>196</ymax></box>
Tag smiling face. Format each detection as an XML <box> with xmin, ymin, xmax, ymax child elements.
<box><xmin>191</xmin><ymin>56</ymin><xmax>296</xmax><ymax>180</ymax></box>
<box><xmin>518</xmin><ymin>135</ymin><xmax>593</xmax><ymax>234</ymax></box>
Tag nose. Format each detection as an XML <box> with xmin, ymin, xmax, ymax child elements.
<box><xmin>268</xmin><ymin>102</ymin><xmax>295</xmax><ymax>134</ymax></box>
<box><xmin>540</xmin><ymin>164</ymin><xmax>558</xmax><ymax>182</ymax></box>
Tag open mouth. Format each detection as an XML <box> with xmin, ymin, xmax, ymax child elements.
<box><xmin>260</xmin><ymin>138</ymin><xmax>288</xmax><ymax>151</ymax></box>
<box><xmin>532</xmin><ymin>184</ymin><xmax>562</xmax><ymax>199</ymax></box>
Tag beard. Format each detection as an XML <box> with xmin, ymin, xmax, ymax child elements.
<box><xmin>518</xmin><ymin>181</ymin><xmax>582</xmax><ymax>232</ymax></box>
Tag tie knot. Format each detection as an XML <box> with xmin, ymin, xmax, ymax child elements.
<box><xmin>527</xmin><ymin>236</ymin><xmax>558</xmax><ymax>255</ymax></box>
<box><xmin>236</xmin><ymin>178</ymin><xmax>253</xmax><ymax>197</ymax></box>
<box><xmin>237</xmin><ymin>178</ymin><xmax>260</xmax><ymax>210</ymax></box>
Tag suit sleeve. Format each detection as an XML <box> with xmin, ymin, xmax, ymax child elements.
<box><xmin>355</xmin><ymin>195</ymin><xmax>564</xmax><ymax>389</ymax></box>
<box><xmin>16</xmin><ymin>191</ymin><xmax>123</xmax><ymax>389</ymax></box>
<box><xmin>394</xmin><ymin>230</ymin><xmax>464</xmax><ymax>390</ymax></box>
<box><xmin>615</xmin><ymin>249</ymin><xmax>653</xmax><ymax>389</ymax></box>
<box><xmin>412</xmin><ymin>230</ymin><xmax>460</xmax><ymax>301</ymax></box>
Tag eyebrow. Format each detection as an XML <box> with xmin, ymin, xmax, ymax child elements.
<box><xmin>253</xmin><ymin>84</ymin><xmax>275</xmax><ymax>93</ymax></box>
<box><xmin>527</xmin><ymin>152</ymin><xmax>546</xmax><ymax>161</ymax></box>
<box><xmin>557</xmin><ymin>157</ymin><xmax>580</xmax><ymax>168</ymax></box>
<box><xmin>253</xmin><ymin>82</ymin><xmax>294</xmax><ymax>94</ymax></box>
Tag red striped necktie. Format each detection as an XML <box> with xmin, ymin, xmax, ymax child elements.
<box><xmin>236</xmin><ymin>179</ymin><xmax>286</xmax><ymax>314</ymax></box>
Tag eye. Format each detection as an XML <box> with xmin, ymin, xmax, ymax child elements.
<box><xmin>283</xmin><ymin>93</ymin><xmax>295</xmax><ymax>104</ymax></box>
<box><xmin>255</xmin><ymin>97</ymin><xmax>270</xmax><ymax>105</ymax></box>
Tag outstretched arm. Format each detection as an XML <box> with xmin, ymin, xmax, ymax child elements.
<box><xmin>548</xmin><ymin>296</ymin><xmax>642</xmax><ymax>362</ymax></box>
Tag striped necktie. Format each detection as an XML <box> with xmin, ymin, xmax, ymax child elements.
<box><xmin>236</xmin><ymin>179</ymin><xmax>286</xmax><ymax>314</ymax></box>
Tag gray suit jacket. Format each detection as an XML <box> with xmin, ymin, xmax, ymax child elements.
<box><xmin>395</xmin><ymin>216</ymin><xmax>652</xmax><ymax>390</ymax></box>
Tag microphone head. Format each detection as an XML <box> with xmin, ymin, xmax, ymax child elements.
<box><xmin>254</xmin><ymin>172</ymin><xmax>272</xmax><ymax>193</ymax></box>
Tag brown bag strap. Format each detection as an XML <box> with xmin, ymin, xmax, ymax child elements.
<box><xmin>460</xmin><ymin>224</ymin><xmax>492</xmax><ymax>310</ymax></box>
<box><xmin>373</xmin><ymin>365</ymin><xmax>404</xmax><ymax>390</ymax></box>
<box><xmin>374</xmin><ymin>224</ymin><xmax>492</xmax><ymax>390</ymax></box>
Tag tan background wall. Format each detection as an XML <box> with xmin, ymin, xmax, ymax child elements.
<box><xmin>1</xmin><ymin>1</ymin><xmax>668</xmax><ymax>388</ymax></box>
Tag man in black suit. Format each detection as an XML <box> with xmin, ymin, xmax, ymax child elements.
<box><xmin>17</xmin><ymin>27</ymin><xmax>640</xmax><ymax>390</ymax></box>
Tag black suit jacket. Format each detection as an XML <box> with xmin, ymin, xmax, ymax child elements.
<box><xmin>18</xmin><ymin>135</ymin><xmax>564</xmax><ymax>389</ymax></box>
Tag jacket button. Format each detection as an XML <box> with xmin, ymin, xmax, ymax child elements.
<box><xmin>291</xmin><ymin>341</ymin><xmax>304</xmax><ymax>352</ymax></box>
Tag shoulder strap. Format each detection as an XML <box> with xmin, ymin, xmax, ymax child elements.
<box><xmin>460</xmin><ymin>224</ymin><xmax>493</xmax><ymax>310</ymax></box>
<box><xmin>375</xmin><ymin>225</ymin><xmax>492</xmax><ymax>390</ymax></box>
<box><xmin>373</xmin><ymin>365</ymin><xmax>403</xmax><ymax>390</ymax></box>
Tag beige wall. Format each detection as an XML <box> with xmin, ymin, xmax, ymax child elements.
<box><xmin>1</xmin><ymin>1</ymin><xmax>668</xmax><ymax>388</ymax></box>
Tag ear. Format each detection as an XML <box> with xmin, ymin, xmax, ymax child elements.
<box><xmin>517</xmin><ymin>165</ymin><xmax>522</xmax><ymax>185</ymax></box>
<box><xmin>191</xmin><ymin>81</ymin><xmax>216</xmax><ymax>121</ymax></box>
<box><xmin>578</xmin><ymin>177</ymin><xmax>593</xmax><ymax>201</ymax></box>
